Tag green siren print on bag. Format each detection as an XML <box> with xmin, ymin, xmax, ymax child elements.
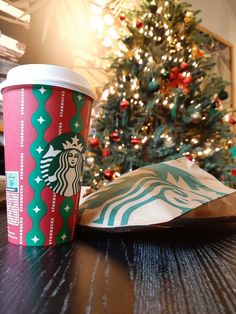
<box><xmin>41</xmin><ymin>133</ymin><xmax>86</xmax><ymax>197</ymax></box>
<box><xmin>79</xmin><ymin>158</ymin><xmax>235</xmax><ymax>229</ymax></box>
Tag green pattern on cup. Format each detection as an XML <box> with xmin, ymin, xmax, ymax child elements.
<box><xmin>26</xmin><ymin>85</ymin><xmax>52</xmax><ymax>246</ymax></box>
<box><xmin>55</xmin><ymin>91</ymin><xmax>85</xmax><ymax>243</ymax></box>
<box><xmin>70</xmin><ymin>92</ymin><xmax>85</xmax><ymax>133</ymax></box>
<box><xmin>56</xmin><ymin>197</ymin><xmax>73</xmax><ymax>244</ymax></box>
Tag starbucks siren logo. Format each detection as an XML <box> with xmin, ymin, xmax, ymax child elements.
<box><xmin>40</xmin><ymin>132</ymin><xmax>86</xmax><ymax>197</ymax></box>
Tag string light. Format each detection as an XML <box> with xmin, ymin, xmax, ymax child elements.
<box><xmin>148</xmin><ymin>56</ymin><xmax>154</xmax><ymax>62</ymax></box>
<box><xmin>191</xmin><ymin>138</ymin><xmax>198</xmax><ymax>144</ymax></box>
<box><xmin>165</xmin><ymin>29</ymin><xmax>170</xmax><ymax>36</ymax></box>
<box><xmin>142</xmin><ymin>136</ymin><xmax>148</xmax><ymax>143</ymax></box>
<box><xmin>109</xmin><ymin>86</ymin><xmax>116</xmax><ymax>94</ymax></box>
<box><xmin>131</xmin><ymin>78</ymin><xmax>138</xmax><ymax>90</ymax></box>
<box><xmin>176</xmin><ymin>42</ymin><xmax>182</xmax><ymax>49</ymax></box>
<box><xmin>103</xmin><ymin>36</ymin><xmax>113</xmax><ymax>47</ymax></box>
<box><xmin>135</xmin><ymin>53</ymin><xmax>141</xmax><ymax>61</ymax></box>
<box><xmin>115</xmin><ymin>50</ymin><xmax>124</xmax><ymax>57</ymax></box>
<box><xmin>204</xmin><ymin>148</ymin><xmax>212</xmax><ymax>155</ymax></box>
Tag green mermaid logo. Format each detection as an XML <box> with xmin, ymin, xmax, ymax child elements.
<box><xmin>40</xmin><ymin>133</ymin><xmax>86</xmax><ymax>196</ymax></box>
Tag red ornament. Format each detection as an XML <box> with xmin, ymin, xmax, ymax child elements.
<box><xmin>89</xmin><ymin>137</ymin><xmax>100</xmax><ymax>149</ymax></box>
<box><xmin>103</xmin><ymin>169</ymin><xmax>114</xmax><ymax>180</ymax></box>
<box><xmin>197</xmin><ymin>49</ymin><xmax>204</xmax><ymax>58</ymax></box>
<box><xmin>102</xmin><ymin>147</ymin><xmax>110</xmax><ymax>158</ymax></box>
<box><xmin>136</xmin><ymin>20</ymin><xmax>143</xmax><ymax>29</ymax></box>
<box><xmin>229</xmin><ymin>116</ymin><xmax>236</xmax><ymax>125</ymax></box>
<box><xmin>119</xmin><ymin>13</ymin><xmax>126</xmax><ymax>21</ymax></box>
<box><xmin>110</xmin><ymin>130</ymin><xmax>120</xmax><ymax>142</ymax></box>
<box><xmin>186</xmin><ymin>154</ymin><xmax>193</xmax><ymax>161</ymax></box>
<box><xmin>231</xmin><ymin>169</ymin><xmax>236</xmax><ymax>176</ymax></box>
<box><xmin>180</xmin><ymin>62</ymin><xmax>189</xmax><ymax>71</ymax></box>
<box><xmin>120</xmin><ymin>99</ymin><xmax>129</xmax><ymax>109</ymax></box>
<box><xmin>172</xmin><ymin>66</ymin><xmax>179</xmax><ymax>73</ymax></box>
<box><xmin>168</xmin><ymin>68</ymin><xmax>191</xmax><ymax>94</ymax></box>
<box><xmin>169</xmin><ymin>72</ymin><xmax>177</xmax><ymax>80</ymax></box>
<box><xmin>183</xmin><ymin>76</ymin><xmax>193</xmax><ymax>84</ymax></box>
<box><xmin>131</xmin><ymin>137</ymin><xmax>141</xmax><ymax>145</ymax></box>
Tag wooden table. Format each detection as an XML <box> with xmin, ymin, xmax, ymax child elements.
<box><xmin>0</xmin><ymin>208</ymin><xmax>236</xmax><ymax>314</ymax></box>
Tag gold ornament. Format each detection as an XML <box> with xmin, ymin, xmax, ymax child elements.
<box><xmin>191</xmin><ymin>112</ymin><xmax>202</xmax><ymax>123</ymax></box>
<box><xmin>86</xmin><ymin>156</ymin><xmax>95</xmax><ymax>167</ymax></box>
<box><xmin>184</xmin><ymin>11</ymin><xmax>194</xmax><ymax>23</ymax></box>
<box><xmin>114</xmin><ymin>165</ymin><xmax>121</xmax><ymax>172</ymax></box>
<box><xmin>191</xmin><ymin>45</ymin><xmax>198</xmax><ymax>58</ymax></box>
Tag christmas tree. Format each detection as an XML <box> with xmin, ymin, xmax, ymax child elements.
<box><xmin>83</xmin><ymin>0</ymin><xmax>236</xmax><ymax>191</ymax></box>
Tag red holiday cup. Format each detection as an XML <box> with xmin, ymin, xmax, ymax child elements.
<box><xmin>0</xmin><ymin>64</ymin><xmax>95</xmax><ymax>246</ymax></box>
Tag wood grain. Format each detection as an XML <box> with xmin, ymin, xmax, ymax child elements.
<box><xmin>0</xmin><ymin>211</ymin><xmax>236</xmax><ymax>314</ymax></box>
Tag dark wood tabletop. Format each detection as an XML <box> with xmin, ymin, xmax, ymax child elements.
<box><xmin>0</xmin><ymin>208</ymin><xmax>236</xmax><ymax>314</ymax></box>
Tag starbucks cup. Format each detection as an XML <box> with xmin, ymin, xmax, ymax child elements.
<box><xmin>0</xmin><ymin>64</ymin><xmax>95</xmax><ymax>246</ymax></box>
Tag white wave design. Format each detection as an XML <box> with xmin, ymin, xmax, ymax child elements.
<box><xmin>80</xmin><ymin>169</ymin><xmax>153</xmax><ymax>205</ymax></box>
<box><xmin>40</xmin><ymin>163</ymin><xmax>49</xmax><ymax>169</ymax></box>
<box><xmin>41</xmin><ymin>158</ymin><xmax>53</xmax><ymax>164</ymax></box>
<box><xmin>101</xmin><ymin>178</ymin><xmax>160</xmax><ymax>225</ymax></box>
<box><xmin>41</xmin><ymin>169</ymin><xmax>49</xmax><ymax>174</ymax></box>
<box><xmin>113</xmin><ymin>184</ymin><xmax>176</xmax><ymax>226</ymax></box>
<box><xmin>81</xmin><ymin>174</ymin><xmax>156</xmax><ymax>210</ymax></box>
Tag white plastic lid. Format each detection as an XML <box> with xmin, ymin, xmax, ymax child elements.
<box><xmin>0</xmin><ymin>64</ymin><xmax>96</xmax><ymax>99</ymax></box>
